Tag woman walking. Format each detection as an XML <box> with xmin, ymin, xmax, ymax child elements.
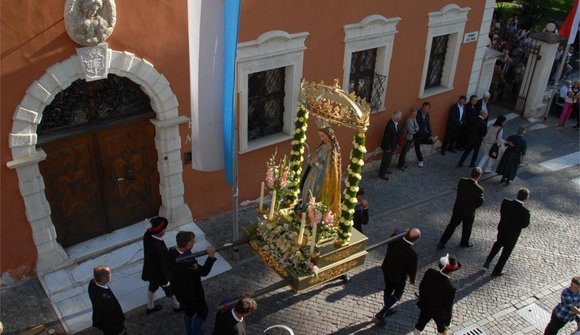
<box><xmin>496</xmin><ymin>127</ymin><xmax>527</xmax><ymax>185</ymax></box>
<box><xmin>478</xmin><ymin>115</ymin><xmax>506</xmax><ymax>174</ymax></box>
<box><xmin>557</xmin><ymin>80</ymin><xmax>580</xmax><ymax>127</ymax></box>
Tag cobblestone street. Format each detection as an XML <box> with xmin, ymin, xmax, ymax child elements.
<box><xmin>2</xmin><ymin>108</ymin><xmax>579</xmax><ymax>335</ymax></box>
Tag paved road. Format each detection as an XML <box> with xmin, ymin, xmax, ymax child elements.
<box><xmin>2</xmin><ymin>107</ymin><xmax>579</xmax><ymax>335</ymax></box>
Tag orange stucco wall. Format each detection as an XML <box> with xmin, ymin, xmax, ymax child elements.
<box><xmin>1</xmin><ymin>0</ymin><xmax>485</xmax><ymax>280</ymax></box>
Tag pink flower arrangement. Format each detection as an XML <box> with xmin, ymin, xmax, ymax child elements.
<box><xmin>307</xmin><ymin>262</ymin><xmax>319</xmax><ymax>275</ymax></box>
<box><xmin>264</xmin><ymin>152</ymin><xmax>290</xmax><ymax>192</ymax></box>
<box><xmin>307</xmin><ymin>197</ymin><xmax>322</xmax><ymax>227</ymax></box>
<box><xmin>322</xmin><ymin>210</ymin><xmax>334</xmax><ymax>227</ymax></box>
<box><xmin>265</xmin><ymin>168</ymin><xmax>275</xmax><ymax>189</ymax></box>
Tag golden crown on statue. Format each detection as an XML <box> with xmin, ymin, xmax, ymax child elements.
<box><xmin>299</xmin><ymin>79</ymin><xmax>371</xmax><ymax>132</ymax></box>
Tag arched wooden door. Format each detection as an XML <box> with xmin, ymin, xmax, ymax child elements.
<box><xmin>39</xmin><ymin>120</ymin><xmax>160</xmax><ymax>247</ymax></box>
<box><xmin>37</xmin><ymin>75</ymin><xmax>160</xmax><ymax>247</ymax></box>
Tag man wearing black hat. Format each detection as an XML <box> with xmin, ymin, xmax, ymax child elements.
<box><xmin>484</xmin><ymin>188</ymin><xmax>531</xmax><ymax>277</ymax></box>
<box><xmin>413</xmin><ymin>254</ymin><xmax>461</xmax><ymax>335</ymax></box>
<box><xmin>141</xmin><ymin>216</ymin><xmax>180</xmax><ymax>314</ymax></box>
<box><xmin>374</xmin><ymin>228</ymin><xmax>421</xmax><ymax>325</ymax></box>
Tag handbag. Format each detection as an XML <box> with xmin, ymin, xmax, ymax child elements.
<box><xmin>488</xmin><ymin>127</ymin><xmax>501</xmax><ymax>158</ymax></box>
<box><xmin>397</xmin><ymin>134</ymin><xmax>406</xmax><ymax>147</ymax></box>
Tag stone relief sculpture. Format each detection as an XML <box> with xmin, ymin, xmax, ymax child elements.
<box><xmin>64</xmin><ymin>0</ymin><xmax>116</xmax><ymax>46</ymax></box>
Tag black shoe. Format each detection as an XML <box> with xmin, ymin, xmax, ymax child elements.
<box><xmin>469</xmin><ymin>163</ymin><xmax>476</xmax><ymax>168</ymax></box>
<box><xmin>491</xmin><ymin>271</ymin><xmax>506</xmax><ymax>277</ymax></box>
<box><xmin>459</xmin><ymin>243</ymin><xmax>474</xmax><ymax>248</ymax></box>
<box><xmin>457</xmin><ymin>163</ymin><xmax>464</xmax><ymax>168</ymax></box>
<box><xmin>505</xmin><ymin>181</ymin><xmax>510</xmax><ymax>185</ymax></box>
<box><xmin>146</xmin><ymin>305</ymin><xmax>163</xmax><ymax>315</ymax></box>
<box><xmin>173</xmin><ymin>307</ymin><xmax>183</xmax><ymax>313</ymax></box>
<box><xmin>397</xmin><ymin>167</ymin><xmax>406</xmax><ymax>171</ymax></box>
<box><xmin>379</xmin><ymin>174</ymin><xmax>390</xmax><ymax>181</ymax></box>
<box><xmin>374</xmin><ymin>313</ymin><xmax>386</xmax><ymax>326</ymax></box>
<box><xmin>385</xmin><ymin>170</ymin><xmax>393</xmax><ymax>174</ymax></box>
<box><xmin>436</xmin><ymin>243</ymin><xmax>445</xmax><ymax>250</ymax></box>
<box><xmin>441</xmin><ymin>151</ymin><xmax>446</xmax><ymax>156</ymax></box>
<box><xmin>384</xmin><ymin>308</ymin><xmax>397</xmax><ymax>317</ymax></box>
<box><xmin>483</xmin><ymin>261</ymin><xmax>490</xmax><ymax>269</ymax></box>
<box><xmin>448</xmin><ymin>149</ymin><xmax>457</xmax><ymax>153</ymax></box>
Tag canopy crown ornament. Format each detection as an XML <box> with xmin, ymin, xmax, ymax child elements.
<box><xmin>300</xmin><ymin>79</ymin><xmax>370</xmax><ymax>132</ymax></box>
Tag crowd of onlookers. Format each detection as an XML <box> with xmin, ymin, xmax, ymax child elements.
<box><xmin>488</xmin><ymin>13</ymin><xmax>577</xmax><ymax>105</ymax></box>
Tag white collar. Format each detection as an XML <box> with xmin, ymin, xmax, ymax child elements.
<box><xmin>95</xmin><ymin>282</ymin><xmax>109</xmax><ymax>289</ymax></box>
<box><xmin>151</xmin><ymin>234</ymin><xmax>163</xmax><ymax>241</ymax></box>
<box><xmin>403</xmin><ymin>237</ymin><xmax>414</xmax><ymax>245</ymax></box>
<box><xmin>231</xmin><ymin>308</ymin><xmax>243</xmax><ymax>322</ymax></box>
<box><xmin>515</xmin><ymin>199</ymin><xmax>524</xmax><ymax>205</ymax></box>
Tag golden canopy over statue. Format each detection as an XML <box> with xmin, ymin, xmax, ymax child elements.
<box><xmin>299</xmin><ymin>79</ymin><xmax>371</xmax><ymax>132</ymax></box>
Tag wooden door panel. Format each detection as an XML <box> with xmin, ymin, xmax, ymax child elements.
<box><xmin>39</xmin><ymin>134</ymin><xmax>108</xmax><ymax>247</ymax></box>
<box><xmin>98</xmin><ymin>120</ymin><xmax>160</xmax><ymax>230</ymax></box>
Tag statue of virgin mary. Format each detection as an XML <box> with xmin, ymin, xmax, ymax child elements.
<box><xmin>300</xmin><ymin>122</ymin><xmax>342</xmax><ymax>221</ymax></box>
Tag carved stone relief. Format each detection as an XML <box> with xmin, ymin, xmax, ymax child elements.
<box><xmin>76</xmin><ymin>43</ymin><xmax>109</xmax><ymax>81</ymax></box>
<box><xmin>64</xmin><ymin>0</ymin><xmax>116</xmax><ymax>46</ymax></box>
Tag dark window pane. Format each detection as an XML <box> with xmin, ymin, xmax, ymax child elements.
<box><xmin>247</xmin><ymin>67</ymin><xmax>286</xmax><ymax>141</ymax></box>
<box><xmin>38</xmin><ymin>75</ymin><xmax>154</xmax><ymax>139</ymax></box>
<box><xmin>349</xmin><ymin>48</ymin><xmax>377</xmax><ymax>104</ymax></box>
<box><xmin>425</xmin><ymin>34</ymin><xmax>449</xmax><ymax>89</ymax></box>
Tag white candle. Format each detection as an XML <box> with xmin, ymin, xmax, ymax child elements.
<box><xmin>258</xmin><ymin>182</ymin><xmax>265</xmax><ymax>212</ymax></box>
<box><xmin>297</xmin><ymin>212</ymin><xmax>306</xmax><ymax>245</ymax></box>
<box><xmin>310</xmin><ymin>221</ymin><xmax>318</xmax><ymax>255</ymax></box>
<box><xmin>268</xmin><ymin>190</ymin><xmax>277</xmax><ymax>220</ymax></box>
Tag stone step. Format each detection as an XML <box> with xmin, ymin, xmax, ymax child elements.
<box><xmin>39</xmin><ymin>222</ymin><xmax>232</xmax><ymax>334</ymax></box>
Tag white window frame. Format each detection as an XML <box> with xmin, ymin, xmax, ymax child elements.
<box><xmin>237</xmin><ymin>30</ymin><xmax>308</xmax><ymax>153</ymax></box>
<box><xmin>419</xmin><ymin>4</ymin><xmax>470</xmax><ymax>98</ymax></box>
<box><xmin>343</xmin><ymin>14</ymin><xmax>401</xmax><ymax>113</ymax></box>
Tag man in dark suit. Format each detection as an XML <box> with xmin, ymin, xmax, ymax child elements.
<box><xmin>141</xmin><ymin>216</ymin><xmax>180</xmax><ymax>314</ymax></box>
<box><xmin>374</xmin><ymin>228</ymin><xmax>421</xmax><ymax>325</ymax></box>
<box><xmin>437</xmin><ymin>167</ymin><xmax>484</xmax><ymax>249</ymax></box>
<box><xmin>413</xmin><ymin>254</ymin><xmax>461</xmax><ymax>335</ymax></box>
<box><xmin>484</xmin><ymin>188</ymin><xmax>531</xmax><ymax>277</ymax></box>
<box><xmin>379</xmin><ymin>111</ymin><xmax>402</xmax><ymax>180</ymax></box>
<box><xmin>457</xmin><ymin>95</ymin><xmax>479</xmax><ymax>149</ymax></box>
<box><xmin>441</xmin><ymin>96</ymin><xmax>467</xmax><ymax>155</ymax></box>
<box><xmin>457</xmin><ymin>110</ymin><xmax>488</xmax><ymax>168</ymax></box>
<box><xmin>88</xmin><ymin>266</ymin><xmax>126</xmax><ymax>335</ymax></box>
<box><xmin>213</xmin><ymin>297</ymin><xmax>257</xmax><ymax>335</ymax></box>
<box><xmin>169</xmin><ymin>231</ymin><xmax>217</xmax><ymax>335</ymax></box>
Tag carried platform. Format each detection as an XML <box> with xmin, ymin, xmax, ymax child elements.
<box><xmin>250</xmin><ymin>228</ymin><xmax>367</xmax><ymax>292</ymax></box>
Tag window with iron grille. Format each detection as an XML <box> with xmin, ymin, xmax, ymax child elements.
<box><xmin>425</xmin><ymin>34</ymin><xmax>449</xmax><ymax>89</ymax></box>
<box><xmin>247</xmin><ymin>68</ymin><xmax>286</xmax><ymax>141</ymax></box>
<box><xmin>349</xmin><ymin>48</ymin><xmax>377</xmax><ymax>105</ymax></box>
<box><xmin>38</xmin><ymin>75</ymin><xmax>154</xmax><ymax>142</ymax></box>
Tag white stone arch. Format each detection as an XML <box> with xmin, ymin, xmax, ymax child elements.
<box><xmin>6</xmin><ymin>48</ymin><xmax>192</xmax><ymax>274</ymax></box>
